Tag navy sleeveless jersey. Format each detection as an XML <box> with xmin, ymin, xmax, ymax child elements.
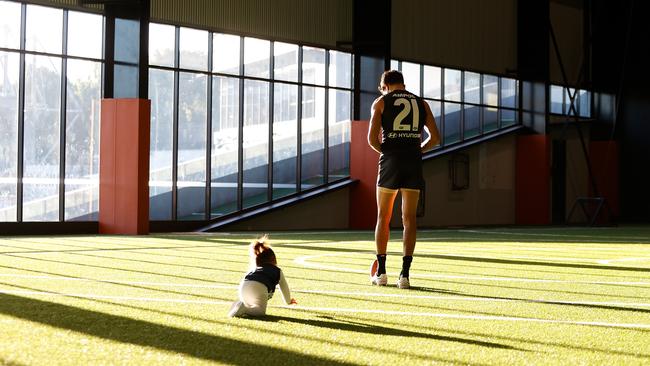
<box><xmin>244</xmin><ymin>264</ymin><xmax>281</xmax><ymax>293</ymax></box>
<box><xmin>380</xmin><ymin>90</ymin><xmax>426</xmax><ymax>154</ymax></box>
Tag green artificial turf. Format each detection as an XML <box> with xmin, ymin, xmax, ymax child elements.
<box><xmin>1</xmin><ymin>226</ymin><xmax>650</xmax><ymax>365</ymax></box>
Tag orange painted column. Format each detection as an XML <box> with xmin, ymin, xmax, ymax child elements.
<box><xmin>515</xmin><ymin>134</ymin><xmax>551</xmax><ymax>225</ymax></box>
<box><xmin>99</xmin><ymin>99</ymin><xmax>151</xmax><ymax>235</ymax></box>
<box><xmin>349</xmin><ymin>120</ymin><xmax>379</xmax><ymax>229</ymax></box>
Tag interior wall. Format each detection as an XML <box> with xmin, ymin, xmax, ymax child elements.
<box><xmin>150</xmin><ymin>0</ymin><xmax>352</xmax><ymax>48</ymax></box>
<box><xmin>390</xmin><ymin>134</ymin><xmax>517</xmax><ymax>228</ymax></box>
<box><xmin>391</xmin><ymin>0</ymin><xmax>517</xmax><ymax>75</ymax></box>
<box><xmin>549</xmin><ymin>1</ymin><xmax>584</xmax><ymax>86</ymax></box>
<box><xmin>548</xmin><ymin>125</ymin><xmax>590</xmax><ymax>223</ymax></box>
<box><xmin>223</xmin><ymin>188</ymin><xmax>351</xmax><ymax>231</ymax></box>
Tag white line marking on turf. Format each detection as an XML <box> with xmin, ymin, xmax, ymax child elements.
<box><xmin>293</xmin><ymin>289</ymin><xmax>650</xmax><ymax>307</ymax></box>
<box><xmin>0</xmin><ymin>273</ymin><xmax>238</xmax><ymax>289</ymax></box>
<box><xmin>294</xmin><ymin>254</ymin><xmax>650</xmax><ymax>286</ymax></box>
<box><xmin>2</xmin><ymin>289</ymin><xmax>649</xmax><ymax>330</ymax></box>
<box><xmin>598</xmin><ymin>257</ymin><xmax>650</xmax><ymax>264</ymax></box>
<box><xmin>460</xmin><ymin>229</ymin><xmax>650</xmax><ymax>242</ymax></box>
<box><xmin>0</xmin><ymin>289</ymin><xmax>232</xmax><ymax>305</ymax></box>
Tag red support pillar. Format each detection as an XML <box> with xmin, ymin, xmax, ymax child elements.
<box><xmin>349</xmin><ymin>120</ymin><xmax>379</xmax><ymax>229</ymax></box>
<box><xmin>99</xmin><ymin>98</ymin><xmax>151</xmax><ymax>235</ymax></box>
<box><xmin>515</xmin><ymin>134</ymin><xmax>551</xmax><ymax>225</ymax></box>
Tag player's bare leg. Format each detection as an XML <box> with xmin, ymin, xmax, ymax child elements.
<box><xmin>372</xmin><ymin>187</ymin><xmax>398</xmax><ymax>285</ymax></box>
<box><xmin>397</xmin><ymin>188</ymin><xmax>420</xmax><ymax>288</ymax></box>
<box><xmin>375</xmin><ymin>187</ymin><xmax>398</xmax><ymax>254</ymax></box>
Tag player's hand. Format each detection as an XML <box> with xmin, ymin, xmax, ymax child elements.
<box><xmin>289</xmin><ymin>298</ymin><xmax>297</xmax><ymax>305</ymax></box>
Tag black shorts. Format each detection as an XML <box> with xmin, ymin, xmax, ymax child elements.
<box><xmin>377</xmin><ymin>152</ymin><xmax>424</xmax><ymax>191</ymax></box>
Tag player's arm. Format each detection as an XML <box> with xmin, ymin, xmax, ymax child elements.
<box><xmin>278</xmin><ymin>270</ymin><xmax>296</xmax><ymax>305</ymax></box>
<box><xmin>420</xmin><ymin>101</ymin><xmax>440</xmax><ymax>152</ymax></box>
<box><xmin>367</xmin><ymin>97</ymin><xmax>384</xmax><ymax>154</ymax></box>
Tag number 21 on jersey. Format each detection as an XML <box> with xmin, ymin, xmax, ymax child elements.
<box><xmin>392</xmin><ymin>98</ymin><xmax>419</xmax><ymax>131</ymax></box>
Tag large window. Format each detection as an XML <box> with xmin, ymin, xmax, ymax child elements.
<box><xmin>0</xmin><ymin>2</ymin><xmax>103</xmax><ymax>222</ymax></box>
<box><xmin>549</xmin><ymin>84</ymin><xmax>592</xmax><ymax>118</ymax></box>
<box><xmin>392</xmin><ymin>60</ymin><xmax>521</xmax><ymax>147</ymax></box>
<box><xmin>149</xmin><ymin>24</ymin><xmax>354</xmax><ymax>220</ymax></box>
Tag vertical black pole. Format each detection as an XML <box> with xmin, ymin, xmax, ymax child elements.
<box><xmin>17</xmin><ymin>3</ymin><xmax>26</xmax><ymax>222</ymax></box>
<box><xmin>59</xmin><ymin>10</ymin><xmax>68</xmax><ymax>222</ymax></box>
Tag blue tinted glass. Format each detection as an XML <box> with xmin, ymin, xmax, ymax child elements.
<box><xmin>114</xmin><ymin>64</ymin><xmax>138</xmax><ymax>98</ymax></box>
<box><xmin>115</xmin><ymin>18</ymin><xmax>139</xmax><ymax>63</ymax></box>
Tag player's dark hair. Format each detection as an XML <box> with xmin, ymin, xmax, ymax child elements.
<box><xmin>251</xmin><ymin>235</ymin><xmax>277</xmax><ymax>266</ymax></box>
<box><xmin>380</xmin><ymin>70</ymin><xmax>404</xmax><ymax>86</ymax></box>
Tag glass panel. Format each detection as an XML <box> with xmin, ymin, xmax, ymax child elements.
<box><xmin>464</xmin><ymin>104</ymin><xmax>480</xmax><ymax>139</ymax></box>
<box><xmin>211</xmin><ymin>76</ymin><xmax>239</xmax><ymax>217</ymax></box>
<box><xmin>149</xmin><ymin>23</ymin><xmax>175</xmax><ymax>68</ymax></box>
<box><xmin>244</xmin><ymin>37</ymin><xmax>270</xmax><ymax>78</ymax></box>
<box><xmin>501</xmin><ymin>77</ymin><xmax>517</xmax><ymax>109</ymax></box>
<box><xmin>0</xmin><ymin>51</ymin><xmax>19</xmax><ymax>221</ymax></box>
<box><xmin>328</xmin><ymin>89</ymin><xmax>351</xmax><ymax>179</ymax></box>
<box><xmin>301</xmin><ymin>86</ymin><xmax>325</xmax><ymax>189</ymax></box>
<box><xmin>402</xmin><ymin>62</ymin><xmax>420</xmax><ymax>95</ymax></box>
<box><xmin>148</xmin><ymin>68</ymin><xmax>174</xmax><ymax>220</ymax></box>
<box><xmin>302</xmin><ymin>46</ymin><xmax>325</xmax><ymax>85</ymax></box>
<box><xmin>501</xmin><ymin>108</ymin><xmax>516</xmax><ymax>127</ymax></box>
<box><xmin>0</xmin><ymin>1</ymin><xmax>22</xmax><ymax>49</ymax></box>
<box><xmin>550</xmin><ymin>85</ymin><xmax>564</xmax><ymax>114</ymax></box>
<box><xmin>25</xmin><ymin>5</ymin><xmax>62</xmax><ymax>54</ymax></box>
<box><xmin>444</xmin><ymin>102</ymin><xmax>461</xmax><ymax>144</ymax></box>
<box><xmin>274</xmin><ymin>42</ymin><xmax>298</xmax><ymax>82</ymax></box>
<box><xmin>23</xmin><ymin>55</ymin><xmax>61</xmax><ymax>221</ymax></box>
<box><xmin>423</xmin><ymin>65</ymin><xmax>442</xmax><ymax>99</ymax></box>
<box><xmin>328</xmin><ymin>50</ymin><xmax>351</xmax><ymax>88</ymax></box>
<box><xmin>273</xmin><ymin>83</ymin><xmax>298</xmax><ymax>199</ymax></box>
<box><xmin>444</xmin><ymin>68</ymin><xmax>461</xmax><ymax>102</ymax></box>
<box><xmin>65</xmin><ymin>59</ymin><xmax>100</xmax><ymax>221</ymax></box>
<box><xmin>114</xmin><ymin>18</ymin><xmax>139</xmax><ymax>63</ymax></box>
<box><xmin>177</xmin><ymin>72</ymin><xmax>207</xmax><ymax>220</ymax></box>
<box><xmin>565</xmin><ymin>87</ymin><xmax>576</xmax><ymax>115</ymax></box>
<box><xmin>464</xmin><ymin>71</ymin><xmax>480</xmax><ymax>104</ymax></box>
<box><xmin>425</xmin><ymin>100</ymin><xmax>442</xmax><ymax>143</ymax></box>
<box><xmin>179</xmin><ymin>27</ymin><xmax>208</xmax><ymax>71</ymax></box>
<box><xmin>483</xmin><ymin>106</ymin><xmax>498</xmax><ymax>132</ymax></box>
<box><xmin>67</xmin><ymin>11</ymin><xmax>103</xmax><ymax>59</ymax></box>
<box><xmin>578</xmin><ymin>89</ymin><xmax>591</xmax><ymax>118</ymax></box>
<box><xmin>213</xmin><ymin>33</ymin><xmax>240</xmax><ymax>75</ymax></box>
<box><xmin>482</xmin><ymin>74</ymin><xmax>498</xmax><ymax>107</ymax></box>
<box><xmin>390</xmin><ymin>59</ymin><xmax>399</xmax><ymax>71</ymax></box>
<box><xmin>243</xmin><ymin>79</ymin><xmax>269</xmax><ymax>208</ymax></box>
<box><xmin>113</xmin><ymin>64</ymin><xmax>138</xmax><ymax>98</ymax></box>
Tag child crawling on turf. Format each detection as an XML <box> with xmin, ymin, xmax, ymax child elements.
<box><xmin>228</xmin><ymin>235</ymin><xmax>297</xmax><ymax>317</ymax></box>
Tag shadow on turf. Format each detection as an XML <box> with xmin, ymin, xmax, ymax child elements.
<box><xmin>0</xmin><ymin>292</ymin><xmax>355</xmax><ymax>366</ymax></box>
<box><xmin>256</xmin><ymin>314</ymin><xmax>522</xmax><ymax>350</ymax></box>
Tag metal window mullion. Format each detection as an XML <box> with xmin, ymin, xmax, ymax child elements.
<box><xmin>100</xmin><ymin>15</ymin><xmax>105</xmax><ymax>98</ymax></box>
<box><xmin>237</xmin><ymin>37</ymin><xmax>244</xmax><ymax>210</ymax></box>
<box><xmin>17</xmin><ymin>3</ymin><xmax>26</xmax><ymax>222</ymax></box>
<box><xmin>268</xmin><ymin>42</ymin><xmax>274</xmax><ymax>201</ymax></box>
<box><xmin>205</xmin><ymin>32</ymin><xmax>213</xmax><ymax>220</ymax></box>
<box><xmin>459</xmin><ymin>71</ymin><xmax>465</xmax><ymax>142</ymax></box>
<box><xmin>323</xmin><ymin>50</ymin><xmax>329</xmax><ymax>183</ymax></box>
<box><xmin>440</xmin><ymin>68</ymin><xmax>445</xmax><ymax>146</ymax></box>
<box><xmin>497</xmin><ymin>77</ymin><xmax>502</xmax><ymax>129</ymax></box>
<box><xmin>171</xmin><ymin>26</ymin><xmax>179</xmax><ymax>220</ymax></box>
<box><xmin>479</xmin><ymin>74</ymin><xmax>484</xmax><ymax>135</ymax></box>
<box><xmin>59</xmin><ymin>10</ymin><xmax>68</xmax><ymax>222</ymax></box>
<box><xmin>296</xmin><ymin>46</ymin><xmax>303</xmax><ymax>192</ymax></box>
